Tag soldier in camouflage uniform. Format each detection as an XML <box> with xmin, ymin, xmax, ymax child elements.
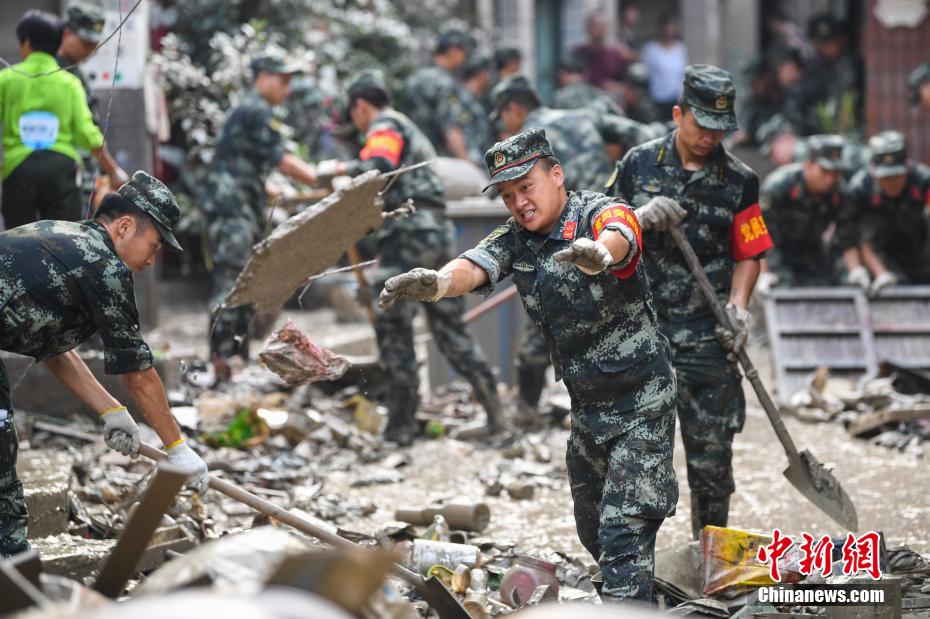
<box><xmin>491</xmin><ymin>75</ymin><xmax>614</xmax><ymax>414</ymax></box>
<box><xmin>848</xmin><ymin>131</ymin><xmax>930</xmax><ymax>291</ymax></box>
<box><xmin>203</xmin><ymin>52</ymin><xmax>318</xmax><ymax>368</ymax></box>
<box><xmin>758</xmin><ymin>135</ymin><xmax>864</xmax><ymax>292</ymax></box>
<box><xmin>380</xmin><ymin>129</ymin><xmax>678</xmax><ymax>602</ymax></box>
<box><xmin>56</xmin><ymin>3</ymin><xmax>108</xmax><ymax>211</ymax></box>
<box><xmin>606</xmin><ymin>65</ymin><xmax>772</xmax><ymax>539</ymax></box>
<box><xmin>460</xmin><ymin>54</ymin><xmax>494</xmax><ymax>166</ymax></box>
<box><xmin>554</xmin><ymin>56</ymin><xmax>624</xmax><ymax>118</ymax></box>
<box><xmin>0</xmin><ymin>172</ymin><xmax>209</xmax><ymax>556</ymax></box>
<box><xmin>909</xmin><ymin>64</ymin><xmax>930</xmax><ymax>111</ymax></box>
<box><xmin>404</xmin><ymin>28</ymin><xmax>475</xmax><ymax>161</ymax></box>
<box><xmin>316</xmin><ymin>71</ymin><xmax>501</xmax><ymax>446</ymax></box>
<box><xmin>623</xmin><ymin>62</ymin><xmax>661</xmax><ymax>124</ymax></box>
<box><xmin>800</xmin><ymin>14</ymin><xmax>861</xmax><ymax>134</ymax></box>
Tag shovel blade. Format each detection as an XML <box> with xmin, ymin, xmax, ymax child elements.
<box><xmin>783</xmin><ymin>449</ymin><xmax>858</xmax><ymax>531</ymax></box>
<box><xmin>416</xmin><ymin>576</ymin><xmax>471</xmax><ymax>619</ymax></box>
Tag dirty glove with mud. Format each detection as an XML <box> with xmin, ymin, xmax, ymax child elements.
<box><xmin>635</xmin><ymin>196</ymin><xmax>687</xmax><ymax>231</ymax></box>
<box><xmin>869</xmin><ymin>270</ymin><xmax>897</xmax><ymax>296</ymax></box>
<box><xmin>846</xmin><ymin>266</ymin><xmax>871</xmax><ymax>289</ymax></box>
<box><xmin>553</xmin><ymin>238</ymin><xmax>613</xmax><ymax>275</ymax></box>
<box><xmin>100</xmin><ymin>406</ymin><xmax>140</xmax><ymax>457</ymax></box>
<box><xmin>715</xmin><ymin>302</ymin><xmax>751</xmax><ymax>359</ymax></box>
<box><xmin>165</xmin><ymin>440</ymin><xmax>210</xmax><ymax>494</ymax></box>
<box><xmin>379</xmin><ymin>268</ymin><xmax>452</xmax><ymax>308</ymax></box>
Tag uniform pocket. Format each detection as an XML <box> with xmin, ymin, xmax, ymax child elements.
<box><xmin>606</xmin><ymin>412</ymin><xmax>678</xmax><ymax>520</ymax></box>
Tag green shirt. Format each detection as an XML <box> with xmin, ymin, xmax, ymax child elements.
<box><xmin>0</xmin><ymin>52</ymin><xmax>104</xmax><ymax>179</ymax></box>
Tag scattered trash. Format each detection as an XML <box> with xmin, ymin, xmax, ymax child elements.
<box><xmin>396</xmin><ymin>539</ymin><xmax>482</xmax><ymax>575</ymax></box>
<box><xmin>259</xmin><ymin>319</ymin><xmax>351</xmax><ymax>385</ymax></box>
<box><xmin>499</xmin><ymin>556</ymin><xmax>560</xmax><ymax>608</ymax></box>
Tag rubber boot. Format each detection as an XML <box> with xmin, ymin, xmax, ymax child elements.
<box><xmin>382</xmin><ymin>387</ymin><xmax>418</xmax><ymax>447</ymax></box>
<box><xmin>690</xmin><ymin>494</ymin><xmax>731</xmax><ymax>540</ymax></box>
<box><xmin>472</xmin><ymin>374</ymin><xmax>503</xmax><ymax>432</ymax></box>
<box><xmin>517</xmin><ymin>364</ymin><xmax>547</xmax><ymax>410</ymax></box>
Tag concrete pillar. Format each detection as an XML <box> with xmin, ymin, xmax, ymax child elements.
<box><xmin>682</xmin><ymin>0</ymin><xmax>723</xmax><ymax>66</ymax></box>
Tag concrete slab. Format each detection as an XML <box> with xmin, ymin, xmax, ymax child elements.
<box><xmin>17</xmin><ymin>450</ymin><xmax>73</xmax><ymax>539</ymax></box>
<box><xmin>225</xmin><ymin>171</ymin><xmax>385</xmax><ymax>313</ymax></box>
<box><xmin>30</xmin><ymin>534</ymin><xmax>116</xmax><ymax>582</ymax></box>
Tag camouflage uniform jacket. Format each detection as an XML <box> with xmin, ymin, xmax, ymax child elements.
<box><xmin>553</xmin><ymin>82</ymin><xmax>624</xmax><ymax>118</ymax></box>
<box><xmin>606</xmin><ymin>132</ymin><xmax>770</xmax><ymax>344</ymax></box>
<box><xmin>461</xmin><ymin>190</ymin><xmax>675</xmax><ymax>443</ymax></box>
<box><xmin>848</xmin><ymin>163</ymin><xmax>930</xmax><ymax>263</ymax></box>
<box><xmin>404</xmin><ymin>65</ymin><xmax>467</xmax><ymax>156</ymax></box>
<box><xmin>343</xmin><ymin>109</ymin><xmax>446</xmax><ymax>236</ymax></box>
<box><xmin>204</xmin><ymin>90</ymin><xmax>286</xmax><ymax>226</ymax></box>
<box><xmin>760</xmin><ymin>162</ymin><xmax>857</xmax><ymax>279</ymax></box>
<box><xmin>0</xmin><ymin>220</ymin><xmax>154</xmax><ymax>374</ymax></box>
<box><xmin>459</xmin><ymin>88</ymin><xmax>492</xmax><ymax>166</ymax></box>
<box><xmin>523</xmin><ymin>107</ymin><xmax>612</xmax><ymax>192</ymax></box>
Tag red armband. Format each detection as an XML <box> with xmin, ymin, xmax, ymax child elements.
<box><xmin>730</xmin><ymin>203</ymin><xmax>774</xmax><ymax>260</ymax></box>
<box><xmin>592</xmin><ymin>204</ymin><xmax>642</xmax><ymax>280</ymax></box>
<box><xmin>359</xmin><ymin>129</ymin><xmax>404</xmax><ymax>167</ymax></box>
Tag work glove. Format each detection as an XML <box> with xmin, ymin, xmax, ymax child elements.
<box><xmin>869</xmin><ymin>271</ymin><xmax>897</xmax><ymax>296</ymax></box>
<box><xmin>316</xmin><ymin>159</ymin><xmax>342</xmax><ymax>177</ymax></box>
<box><xmin>634</xmin><ymin>196</ymin><xmax>687</xmax><ymax>231</ymax></box>
<box><xmin>379</xmin><ymin>268</ymin><xmax>452</xmax><ymax>309</ymax></box>
<box><xmin>846</xmin><ymin>266</ymin><xmax>871</xmax><ymax>289</ymax></box>
<box><xmin>553</xmin><ymin>238</ymin><xmax>613</xmax><ymax>275</ymax></box>
<box><xmin>100</xmin><ymin>406</ymin><xmax>140</xmax><ymax>457</ymax></box>
<box><xmin>715</xmin><ymin>303</ymin><xmax>751</xmax><ymax>360</ymax></box>
<box><xmin>755</xmin><ymin>271</ymin><xmax>779</xmax><ymax>296</ymax></box>
<box><xmin>165</xmin><ymin>440</ymin><xmax>210</xmax><ymax>494</ymax></box>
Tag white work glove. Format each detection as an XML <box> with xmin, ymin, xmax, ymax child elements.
<box><xmin>755</xmin><ymin>271</ymin><xmax>779</xmax><ymax>296</ymax></box>
<box><xmin>165</xmin><ymin>440</ymin><xmax>210</xmax><ymax>494</ymax></box>
<box><xmin>553</xmin><ymin>238</ymin><xmax>614</xmax><ymax>275</ymax></box>
<box><xmin>100</xmin><ymin>406</ymin><xmax>140</xmax><ymax>457</ymax></box>
<box><xmin>869</xmin><ymin>271</ymin><xmax>897</xmax><ymax>296</ymax></box>
<box><xmin>316</xmin><ymin>159</ymin><xmax>342</xmax><ymax>177</ymax></box>
<box><xmin>379</xmin><ymin>268</ymin><xmax>452</xmax><ymax>309</ymax></box>
<box><xmin>715</xmin><ymin>303</ymin><xmax>751</xmax><ymax>359</ymax></box>
<box><xmin>634</xmin><ymin>197</ymin><xmax>687</xmax><ymax>231</ymax></box>
<box><xmin>846</xmin><ymin>266</ymin><xmax>871</xmax><ymax>289</ymax></box>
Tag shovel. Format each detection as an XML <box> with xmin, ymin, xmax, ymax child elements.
<box><xmin>668</xmin><ymin>225</ymin><xmax>858</xmax><ymax>531</ymax></box>
<box><xmin>136</xmin><ymin>443</ymin><xmax>470</xmax><ymax>619</ymax></box>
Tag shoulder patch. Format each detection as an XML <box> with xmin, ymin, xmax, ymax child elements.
<box><xmin>605</xmin><ymin>166</ymin><xmax>619</xmax><ymax>189</ymax></box>
<box><xmin>481</xmin><ymin>225</ymin><xmax>509</xmax><ymax>243</ymax></box>
<box><xmin>269</xmin><ymin>118</ymin><xmax>282</xmax><ymax>132</ymax></box>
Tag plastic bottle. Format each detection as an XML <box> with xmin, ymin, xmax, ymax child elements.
<box><xmin>395</xmin><ymin>539</ymin><xmax>482</xmax><ymax>575</ymax></box>
<box><xmin>422</xmin><ymin>514</ymin><xmax>451</xmax><ymax>542</ymax></box>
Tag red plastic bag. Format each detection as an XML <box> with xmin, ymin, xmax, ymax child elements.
<box><xmin>259</xmin><ymin>319</ymin><xmax>350</xmax><ymax>385</ymax></box>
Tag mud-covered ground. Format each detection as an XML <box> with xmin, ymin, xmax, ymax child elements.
<box><xmin>152</xmin><ymin>298</ymin><xmax>929</xmax><ymax>561</ymax></box>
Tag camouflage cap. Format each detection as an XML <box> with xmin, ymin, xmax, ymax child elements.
<box><xmin>65</xmin><ymin>3</ymin><xmax>106</xmax><ymax>44</ymax></box>
<box><xmin>250</xmin><ymin>51</ymin><xmax>303</xmax><ymax>76</ymax></box>
<box><xmin>806</xmin><ymin>134</ymin><xmax>845</xmax><ymax>171</ymax></box>
<box><xmin>625</xmin><ymin>62</ymin><xmax>649</xmax><ymax>88</ymax></box>
<box><xmin>682</xmin><ymin>64</ymin><xmax>738</xmax><ymax>132</ymax></box>
<box><xmin>868</xmin><ymin>130</ymin><xmax>908</xmax><ymax>178</ymax></box>
<box><xmin>482</xmin><ymin>128</ymin><xmax>557</xmax><ymax>192</ymax></box>
<box><xmin>117</xmin><ymin>171</ymin><xmax>183</xmax><ymax>252</ymax></box>
<box><xmin>346</xmin><ymin>69</ymin><xmax>388</xmax><ymax>100</ymax></box>
<box><xmin>807</xmin><ymin>13</ymin><xmax>843</xmax><ymax>42</ymax></box>
<box><xmin>463</xmin><ymin>53</ymin><xmax>493</xmax><ymax>80</ymax></box>
<box><xmin>437</xmin><ymin>27</ymin><xmax>475</xmax><ymax>53</ymax></box>
<box><xmin>908</xmin><ymin>63</ymin><xmax>930</xmax><ymax>104</ymax></box>
<box><xmin>489</xmin><ymin>75</ymin><xmax>541</xmax><ymax>119</ymax></box>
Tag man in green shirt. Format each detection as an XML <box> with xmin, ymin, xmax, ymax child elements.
<box><xmin>0</xmin><ymin>10</ymin><xmax>126</xmax><ymax>229</ymax></box>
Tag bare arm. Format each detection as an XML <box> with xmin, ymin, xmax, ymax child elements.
<box><xmin>444</xmin><ymin>127</ymin><xmax>471</xmax><ymax>161</ymax></box>
<box><xmin>438</xmin><ymin>258</ymin><xmax>491</xmax><ymax>297</ymax></box>
<box><xmin>121</xmin><ymin>367</ymin><xmax>182</xmax><ymax>446</ymax></box>
<box><xmin>90</xmin><ymin>145</ymin><xmax>129</xmax><ymax>187</ymax></box>
<box><xmin>44</xmin><ymin>350</ymin><xmax>121</xmax><ymax>413</ymax></box>
<box><xmin>858</xmin><ymin>241</ymin><xmax>888</xmax><ymax>277</ymax></box>
<box><xmin>729</xmin><ymin>259</ymin><xmax>761</xmax><ymax>309</ymax></box>
<box><xmin>277</xmin><ymin>153</ymin><xmax>318</xmax><ymax>186</ymax></box>
<box><xmin>598</xmin><ymin>229</ymin><xmax>632</xmax><ymax>265</ymax></box>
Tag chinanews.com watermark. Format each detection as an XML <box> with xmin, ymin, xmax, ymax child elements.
<box><xmin>758</xmin><ymin>584</ymin><xmax>887</xmax><ymax>606</ymax></box>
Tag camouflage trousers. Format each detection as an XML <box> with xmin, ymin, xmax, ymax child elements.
<box><xmin>0</xmin><ymin>360</ymin><xmax>29</xmax><ymax>557</ymax></box>
<box><xmin>566</xmin><ymin>398</ymin><xmax>678</xmax><ymax>602</ymax></box>
<box><xmin>373</xmin><ymin>218</ymin><xmax>497</xmax><ymax>425</ymax></box>
<box><xmin>206</xmin><ymin>214</ymin><xmax>259</xmax><ymax>360</ymax></box>
<box><xmin>671</xmin><ymin>335</ymin><xmax>745</xmax><ymax>534</ymax></box>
